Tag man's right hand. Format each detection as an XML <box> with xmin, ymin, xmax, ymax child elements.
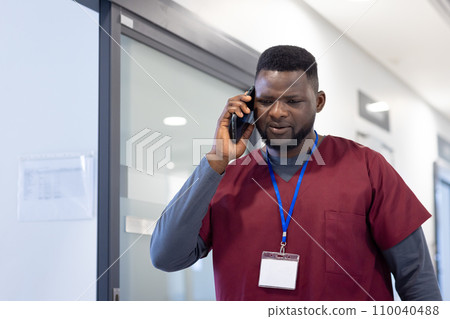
<box><xmin>206</xmin><ymin>92</ymin><xmax>255</xmax><ymax>174</ymax></box>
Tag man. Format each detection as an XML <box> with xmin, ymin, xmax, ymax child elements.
<box><xmin>151</xmin><ymin>45</ymin><xmax>441</xmax><ymax>301</ymax></box>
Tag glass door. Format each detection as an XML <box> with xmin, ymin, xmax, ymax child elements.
<box><xmin>119</xmin><ymin>34</ymin><xmax>241</xmax><ymax>300</ymax></box>
<box><xmin>435</xmin><ymin>163</ymin><xmax>450</xmax><ymax>300</ymax></box>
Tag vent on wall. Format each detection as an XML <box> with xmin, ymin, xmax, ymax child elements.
<box><xmin>430</xmin><ymin>0</ymin><xmax>450</xmax><ymax>26</ymax></box>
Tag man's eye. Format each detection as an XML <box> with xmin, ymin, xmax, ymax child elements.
<box><xmin>259</xmin><ymin>100</ymin><xmax>274</xmax><ymax>105</ymax></box>
<box><xmin>287</xmin><ymin>100</ymin><xmax>302</xmax><ymax>104</ymax></box>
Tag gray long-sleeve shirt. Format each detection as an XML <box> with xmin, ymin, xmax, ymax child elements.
<box><xmin>150</xmin><ymin>153</ymin><xmax>442</xmax><ymax>301</ymax></box>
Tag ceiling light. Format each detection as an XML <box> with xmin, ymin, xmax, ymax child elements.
<box><xmin>163</xmin><ymin>116</ymin><xmax>187</xmax><ymax>126</ymax></box>
<box><xmin>166</xmin><ymin>162</ymin><xmax>175</xmax><ymax>170</ymax></box>
<box><xmin>366</xmin><ymin>102</ymin><xmax>390</xmax><ymax>113</ymax></box>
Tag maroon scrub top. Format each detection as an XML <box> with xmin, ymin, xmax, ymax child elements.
<box><xmin>200</xmin><ymin>136</ymin><xmax>431</xmax><ymax>301</ymax></box>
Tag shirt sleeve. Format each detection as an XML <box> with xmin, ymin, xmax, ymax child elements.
<box><xmin>382</xmin><ymin>227</ymin><xmax>442</xmax><ymax>301</ymax></box>
<box><xmin>367</xmin><ymin>151</ymin><xmax>431</xmax><ymax>250</ymax></box>
<box><xmin>150</xmin><ymin>156</ymin><xmax>223</xmax><ymax>272</ymax></box>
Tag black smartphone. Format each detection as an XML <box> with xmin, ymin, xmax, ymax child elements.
<box><xmin>229</xmin><ymin>86</ymin><xmax>255</xmax><ymax>142</ymax></box>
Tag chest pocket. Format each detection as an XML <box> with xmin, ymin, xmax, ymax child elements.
<box><xmin>324</xmin><ymin>210</ymin><xmax>376</xmax><ymax>277</ymax></box>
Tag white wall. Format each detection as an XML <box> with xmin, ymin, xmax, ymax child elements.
<box><xmin>174</xmin><ymin>0</ymin><xmax>450</xmax><ymax>257</ymax></box>
<box><xmin>0</xmin><ymin>1</ymin><xmax>98</xmax><ymax>300</ymax></box>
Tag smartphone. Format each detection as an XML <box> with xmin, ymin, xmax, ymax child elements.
<box><xmin>229</xmin><ymin>86</ymin><xmax>255</xmax><ymax>142</ymax></box>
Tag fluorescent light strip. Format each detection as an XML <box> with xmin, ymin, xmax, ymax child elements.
<box><xmin>163</xmin><ymin>116</ymin><xmax>187</xmax><ymax>126</ymax></box>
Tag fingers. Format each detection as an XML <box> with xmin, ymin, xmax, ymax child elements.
<box><xmin>208</xmin><ymin>93</ymin><xmax>253</xmax><ymax>173</ymax></box>
<box><xmin>212</xmin><ymin>93</ymin><xmax>254</xmax><ymax>152</ymax></box>
<box><xmin>225</xmin><ymin>94</ymin><xmax>252</xmax><ymax>118</ymax></box>
<box><xmin>217</xmin><ymin>94</ymin><xmax>252</xmax><ymax>131</ymax></box>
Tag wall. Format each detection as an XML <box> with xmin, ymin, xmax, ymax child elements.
<box><xmin>0</xmin><ymin>0</ymin><xmax>98</xmax><ymax>300</ymax></box>
<box><xmin>173</xmin><ymin>0</ymin><xmax>450</xmax><ymax>259</ymax></box>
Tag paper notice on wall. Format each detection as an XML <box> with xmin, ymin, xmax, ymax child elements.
<box><xmin>17</xmin><ymin>153</ymin><xmax>95</xmax><ymax>222</ymax></box>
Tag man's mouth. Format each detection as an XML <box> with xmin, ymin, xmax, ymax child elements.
<box><xmin>268</xmin><ymin>124</ymin><xmax>290</xmax><ymax>135</ymax></box>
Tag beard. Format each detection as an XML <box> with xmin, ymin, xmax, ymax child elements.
<box><xmin>256</xmin><ymin>121</ymin><xmax>314</xmax><ymax>151</ymax></box>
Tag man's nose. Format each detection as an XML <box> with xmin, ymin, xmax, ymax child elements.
<box><xmin>268</xmin><ymin>101</ymin><xmax>288</xmax><ymax>118</ymax></box>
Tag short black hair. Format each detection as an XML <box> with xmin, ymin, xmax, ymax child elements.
<box><xmin>255</xmin><ymin>45</ymin><xmax>319</xmax><ymax>92</ymax></box>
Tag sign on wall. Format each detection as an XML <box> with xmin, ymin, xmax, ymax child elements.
<box><xmin>17</xmin><ymin>153</ymin><xmax>95</xmax><ymax>222</ymax></box>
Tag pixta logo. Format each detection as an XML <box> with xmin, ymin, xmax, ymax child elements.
<box><xmin>126</xmin><ymin>128</ymin><xmax>172</xmax><ymax>175</ymax></box>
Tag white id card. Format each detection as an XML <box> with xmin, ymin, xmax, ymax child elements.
<box><xmin>258</xmin><ymin>251</ymin><xmax>299</xmax><ymax>290</ymax></box>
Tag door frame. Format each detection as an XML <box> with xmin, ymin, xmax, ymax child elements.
<box><xmin>97</xmin><ymin>0</ymin><xmax>259</xmax><ymax>300</ymax></box>
<box><xmin>434</xmin><ymin>159</ymin><xmax>450</xmax><ymax>299</ymax></box>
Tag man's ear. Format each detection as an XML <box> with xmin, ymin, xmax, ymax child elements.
<box><xmin>316</xmin><ymin>91</ymin><xmax>326</xmax><ymax>113</ymax></box>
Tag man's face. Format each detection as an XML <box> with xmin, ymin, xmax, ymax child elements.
<box><xmin>254</xmin><ymin>70</ymin><xmax>324</xmax><ymax>151</ymax></box>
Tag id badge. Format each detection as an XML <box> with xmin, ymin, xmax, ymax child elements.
<box><xmin>258</xmin><ymin>251</ymin><xmax>299</xmax><ymax>290</ymax></box>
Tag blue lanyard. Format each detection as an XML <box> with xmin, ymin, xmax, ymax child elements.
<box><xmin>266</xmin><ymin>131</ymin><xmax>319</xmax><ymax>249</ymax></box>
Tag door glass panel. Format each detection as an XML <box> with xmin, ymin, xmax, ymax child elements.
<box><xmin>119</xmin><ymin>34</ymin><xmax>240</xmax><ymax>300</ymax></box>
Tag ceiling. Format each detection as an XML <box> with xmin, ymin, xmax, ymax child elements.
<box><xmin>302</xmin><ymin>0</ymin><xmax>450</xmax><ymax>120</ymax></box>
